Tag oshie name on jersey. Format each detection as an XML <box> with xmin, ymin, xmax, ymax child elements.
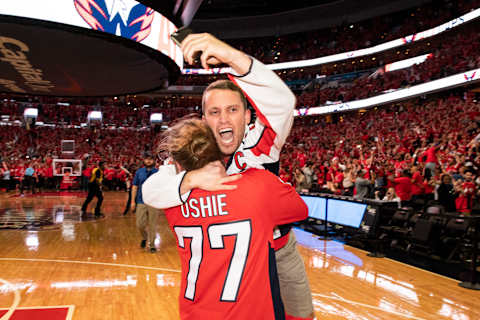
<box><xmin>180</xmin><ymin>194</ymin><xmax>229</xmax><ymax>219</ymax></box>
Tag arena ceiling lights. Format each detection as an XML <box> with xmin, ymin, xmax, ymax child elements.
<box><xmin>183</xmin><ymin>7</ymin><xmax>480</xmax><ymax>75</ymax></box>
<box><xmin>0</xmin><ymin>0</ymin><xmax>185</xmax><ymax>96</ymax></box>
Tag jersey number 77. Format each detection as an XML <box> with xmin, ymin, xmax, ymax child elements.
<box><xmin>174</xmin><ymin>220</ymin><xmax>252</xmax><ymax>302</ymax></box>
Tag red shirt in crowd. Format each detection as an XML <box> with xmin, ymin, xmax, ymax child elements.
<box><xmin>411</xmin><ymin>171</ymin><xmax>424</xmax><ymax>195</ymax></box>
<box><xmin>394</xmin><ymin>177</ymin><xmax>413</xmax><ymax>201</ymax></box>
<box><xmin>423</xmin><ymin>147</ymin><xmax>438</xmax><ymax>164</ymax></box>
<box><xmin>45</xmin><ymin>166</ymin><xmax>54</xmax><ymax>178</ymax></box>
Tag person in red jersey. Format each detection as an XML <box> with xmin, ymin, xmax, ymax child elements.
<box><xmin>45</xmin><ymin>162</ymin><xmax>54</xmax><ymax>190</ymax></box>
<box><xmin>161</xmin><ymin>118</ymin><xmax>308</xmax><ymax>320</ymax></box>
<box><xmin>455</xmin><ymin>171</ymin><xmax>476</xmax><ymax>213</ymax></box>
<box><xmin>410</xmin><ymin>165</ymin><xmax>425</xmax><ymax>205</ymax></box>
<box><xmin>391</xmin><ymin>169</ymin><xmax>413</xmax><ymax>207</ymax></box>
<box><xmin>421</xmin><ymin>144</ymin><xmax>438</xmax><ymax>179</ymax></box>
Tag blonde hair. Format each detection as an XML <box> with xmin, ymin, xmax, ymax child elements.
<box><xmin>160</xmin><ymin>118</ymin><xmax>222</xmax><ymax>171</ymax></box>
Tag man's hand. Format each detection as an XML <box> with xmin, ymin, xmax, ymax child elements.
<box><xmin>131</xmin><ymin>203</ymin><xmax>136</xmax><ymax>212</ymax></box>
<box><xmin>181</xmin><ymin>161</ymin><xmax>241</xmax><ymax>194</ymax></box>
<box><xmin>181</xmin><ymin>33</ymin><xmax>251</xmax><ymax>74</ymax></box>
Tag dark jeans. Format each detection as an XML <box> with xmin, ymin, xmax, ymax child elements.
<box><xmin>21</xmin><ymin>176</ymin><xmax>36</xmax><ymax>194</ymax></box>
<box><xmin>123</xmin><ymin>187</ymin><xmax>132</xmax><ymax>215</ymax></box>
<box><xmin>81</xmin><ymin>183</ymin><xmax>103</xmax><ymax>214</ymax></box>
<box><xmin>81</xmin><ymin>176</ymin><xmax>89</xmax><ymax>191</ymax></box>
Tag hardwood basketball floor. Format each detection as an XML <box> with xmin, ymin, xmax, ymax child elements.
<box><xmin>0</xmin><ymin>192</ymin><xmax>479</xmax><ymax>319</ymax></box>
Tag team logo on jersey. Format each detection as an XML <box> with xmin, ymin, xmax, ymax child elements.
<box><xmin>464</xmin><ymin>71</ymin><xmax>477</xmax><ymax>81</ymax></box>
<box><xmin>74</xmin><ymin>0</ymin><xmax>154</xmax><ymax>42</ymax></box>
<box><xmin>234</xmin><ymin>151</ymin><xmax>246</xmax><ymax>172</ymax></box>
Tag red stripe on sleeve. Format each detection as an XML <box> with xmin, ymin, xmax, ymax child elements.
<box><xmin>228</xmin><ymin>75</ymin><xmax>277</xmax><ymax>157</ymax></box>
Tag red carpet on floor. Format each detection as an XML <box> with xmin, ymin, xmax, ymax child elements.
<box><xmin>0</xmin><ymin>307</ymin><xmax>70</xmax><ymax>319</ymax></box>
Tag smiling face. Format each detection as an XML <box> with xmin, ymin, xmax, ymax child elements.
<box><xmin>202</xmin><ymin>88</ymin><xmax>250</xmax><ymax>156</ymax></box>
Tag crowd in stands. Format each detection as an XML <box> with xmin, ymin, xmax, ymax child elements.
<box><xmin>0</xmin><ymin>96</ymin><xmax>201</xmax><ymax>126</ymax></box>
<box><xmin>229</xmin><ymin>0</ymin><xmax>480</xmax><ymax>64</ymax></box>
<box><xmin>296</xmin><ymin>21</ymin><xmax>480</xmax><ymax>107</ymax></box>
<box><xmin>279</xmin><ymin>91</ymin><xmax>480</xmax><ymax>213</ymax></box>
<box><xmin>0</xmin><ymin>124</ymin><xmax>160</xmax><ymax>194</ymax></box>
<box><xmin>2</xmin><ymin>90</ymin><xmax>480</xmax><ymax>215</ymax></box>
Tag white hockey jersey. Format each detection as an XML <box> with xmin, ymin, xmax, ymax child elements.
<box><xmin>142</xmin><ymin>58</ymin><xmax>296</xmax><ymax>209</ymax></box>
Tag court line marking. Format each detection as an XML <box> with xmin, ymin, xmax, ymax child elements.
<box><xmin>0</xmin><ymin>258</ymin><xmax>181</xmax><ymax>273</ymax></box>
<box><xmin>312</xmin><ymin>292</ymin><xmax>427</xmax><ymax>320</ymax></box>
<box><xmin>305</xmin><ymin>237</ymin><xmax>459</xmax><ymax>283</ymax></box>
<box><xmin>66</xmin><ymin>304</ymin><xmax>75</xmax><ymax>320</ymax></box>
<box><xmin>0</xmin><ymin>278</ymin><xmax>20</xmax><ymax>320</ymax></box>
<box><xmin>0</xmin><ymin>305</ymin><xmax>74</xmax><ymax>310</ymax></box>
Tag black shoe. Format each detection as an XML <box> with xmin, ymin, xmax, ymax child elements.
<box><xmin>94</xmin><ymin>213</ymin><xmax>104</xmax><ymax>218</ymax></box>
<box><xmin>140</xmin><ymin>240</ymin><xmax>146</xmax><ymax>248</ymax></box>
<box><xmin>150</xmin><ymin>247</ymin><xmax>157</xmax><ymax>253</ymax></box>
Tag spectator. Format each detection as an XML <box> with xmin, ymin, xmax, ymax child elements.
<box><xmin>294</xmin><ymin>168</ymin><xmax>309</xmax><ymax>192</ymax></box>
<box><xmin>437</xmin><ymin>174</ymin><xmax>456</xmax><ymax>212</ymax></box>
<box><xmin>354</xmin><ymin>169</ymin><xmax>371</xmax><ymax>200</ymax></box>
<box><xmin>131</xmin><ymin>152</ymin><xmax>161</xmax><ymax>253</ymax></box>
<box><xmin>392</xmin><ymin>169</ymin><xmax>413</xmax><ymax>207</ymax></box>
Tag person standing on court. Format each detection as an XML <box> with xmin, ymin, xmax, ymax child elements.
<box><xmin>81</xmin><ymin>161</ymin><xmax>105</xmax><ymax>218</ymax></box>
<box><xmin>131</xmin><ymin>152</ymin><xmax>161</xmax><ymax>253</ymax></box>
<box><xmin>143</xmin><ymin>33</ymin><xmax>315</xmax><ymax>319</ymax></box>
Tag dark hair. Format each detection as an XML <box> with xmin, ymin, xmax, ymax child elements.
<box><xmin>202</xmin><ymin>80</ymin><xmax>247</xmax><ymax>113</ymax></box>
<box><xmin>160</xmin><ymin>118</ymin><xmax>223</xmax><ymax>171</ymax></box>
<box><xmin>143</xmin><ymin>151</ymin><xmax>154</xmax><ymax>159</ymax></box>
<box><xmin>401</xmin><ymin>169</ymin><xmax>412</xmax><ymax>178</ymax></box>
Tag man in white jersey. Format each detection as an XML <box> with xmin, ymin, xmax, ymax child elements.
<box><xmin>143</xmin><ymin>33</ymin><xmax>314</xmax><ymax>320</ymax></box>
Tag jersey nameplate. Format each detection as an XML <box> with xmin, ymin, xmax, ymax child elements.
<box><xmin>181</xmin><ymin>194</ymin><xmax>229</xmax><ymax>218</ymax></box>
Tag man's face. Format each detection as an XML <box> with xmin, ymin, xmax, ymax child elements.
<box><xmin>144</xmin><ymin>158</ymin><xmax>154</xmax><ymax>167</ymax></box>
<box><xmin>465</xmin><ymin>172</ymin><xmax>473</xmax><ymax>181</ymax></box>
<box><xmin>203</xmin><ymin>89</ymin><xmax>251</xmax><ymax>156</ymax></box>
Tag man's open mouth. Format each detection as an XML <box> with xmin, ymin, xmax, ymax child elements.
<box><xmin>219</xmin><ymin>128</ymin><xmax>234</xmax><ymax>144</ymax></box>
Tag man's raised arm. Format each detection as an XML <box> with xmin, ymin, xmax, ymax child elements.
<box><xmin>228</xmin><ymin>58</ymin><xmax>296</xmax><ymax>149</ymax></box>
<box><xmin>182</xmin><ymin>33</ymin><xmax>296</xmax><ymax>149</ymax></box>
